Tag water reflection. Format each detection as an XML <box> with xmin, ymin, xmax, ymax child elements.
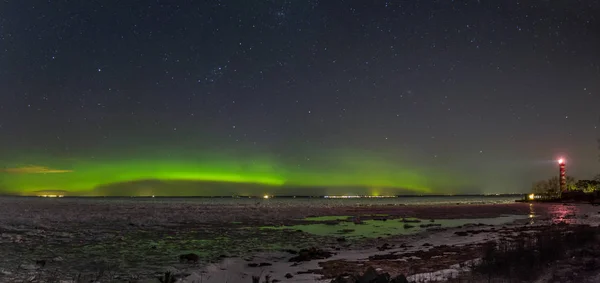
<box><xmin>529</xmin><ymin>203</ymin><xmax>536</xmax><ymax>224</ymax></box>
<box><xmin>263</xmin><ymin>215</ymin><xmax>528</xmax><ymax>238</ymax></box>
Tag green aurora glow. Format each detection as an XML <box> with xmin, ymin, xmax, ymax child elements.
<box><xmin>0</xmin><ymin>148</ymin><xmax>470</xmax><ymax>196</ymax></box>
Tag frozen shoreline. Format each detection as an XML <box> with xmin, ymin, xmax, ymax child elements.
<box><xmin>0</xmin><ymin>197</ymin><xmax>598</xmax><ymax>283</ymax></box>
<box><xmin>183</xmin><ymin>203</ymin><xmax>600</xmax><ymax>283</ymax></box>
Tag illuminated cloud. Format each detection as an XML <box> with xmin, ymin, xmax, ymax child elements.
<box><xmin>1</xmin><ymin>165</ymin><xmax>73</xmax><ymax>174</ymax></box>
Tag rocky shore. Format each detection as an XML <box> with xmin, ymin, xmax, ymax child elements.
<box><xmin>0</xmin><ymin>197</ymin><xmax>598</xmax><ymax>282</ymax></box>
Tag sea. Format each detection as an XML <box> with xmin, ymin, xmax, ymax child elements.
<box><xmin>44</xmin><ymin>194</ymin><xmax>522</xmax><ymax>206</ymax></box>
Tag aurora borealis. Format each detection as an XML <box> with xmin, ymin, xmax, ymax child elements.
<box><xmin>0</xmin><ymin>1</ymin><xmax>599</xmax><ymax>196</ymax></box>
<box><xmin>0</xmin><ymin>147</ymin><xmax>466</xmax><ymax>196</ymax></box>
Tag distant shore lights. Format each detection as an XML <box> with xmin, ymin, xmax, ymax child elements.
<box><xmin>38</xmin><ymin>194</ymin><xmax>64</xmax><ymax>198</ymax></box>
<box><xmin>323</xmin><ymin>195</ymin><xmax>396</xmax><ymax>199</ymax></box>
<box><xmin>558</xmin><ymin>158</ymin><xmax>567</xmax><ymax>192</ymax></box>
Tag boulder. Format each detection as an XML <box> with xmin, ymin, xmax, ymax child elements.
<box><xmin>289</xmin><ymin>247</ymin><xmax>333</xmax><ymax>262</ymax></box>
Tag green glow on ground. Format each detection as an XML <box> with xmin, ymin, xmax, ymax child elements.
<box><xmin>0</xmin><ymin>147</ymin><xmax>468</xmax><ymax>196</ymax></box>
<box><xmin>262</xmin><ymin>215</ymin><xmax>529</xmax><ymax>238</ymax></box>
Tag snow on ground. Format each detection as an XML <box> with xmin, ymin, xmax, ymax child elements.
<box><xmin>180</xmin><ymin>203</ymin><xmax>600</xmax><ymax>283</ymax></box>
<box><xmin>1</xmin><ymin>197</ymin><xmax>599</xmax><ymax>283</ymax></box>
<box><xmin>179</xmin><ymin>217</ymin><xmax>529</xmax><ymax>282</ymax></box>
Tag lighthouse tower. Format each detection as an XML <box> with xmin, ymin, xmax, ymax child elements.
<box><xmin>558</xmin><ymin>158</ymin><xmax>567</xmax><ymax>193</ymax></box>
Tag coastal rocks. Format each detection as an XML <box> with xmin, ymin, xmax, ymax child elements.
<box><xmin>377</xmin><ymin>243</ymin><xmax>392</xmax><ymax>251</ymax></box>
<box><xmin>390</xmin><ymin>275</ymin><xmax>409</xmax><ymax>283</ymax></box>
<box><xmin>358</xmin><ymin>267</ymin><xmax>389</xmax><ymax>283</ymax></box>
<box><xmin>248</xmin><ymin>262</ymin><xmax>272</xmax><ymax>267</ymax></box>
<box><xmin>178</xmin><ymin>253</ymin><xmax>200</xmax><ymax>263</ymax></box>
<box><xmin>289</xmin><ymin>247</ymin><xmax>333</xmax><ymax>262</ymax></box>
<box><xmin>455</xmin><ymin>229</ymin><xmax>487</xmax><ymax>236</ymax></box>
<box><xmin>330</xmin><ymin>267</ymin><xmax>409</xmax><ymax>283</ymax></box>
<box><xmin>331</xmin><ymin>275</ymin><xmax>358</xmax><ymax>283</ymax></box>
<box><xmin>35</xmin><ymin>259</ymin><xmax>46</xmax><ymax>268</ymax></box>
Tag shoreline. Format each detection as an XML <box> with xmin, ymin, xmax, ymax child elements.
<box><xmin>1</xmin><ymin>198</ymin><xmax>597</xmax><ymax>282</ymax></box>
<box><xmin>183</xmin><ymin>203</ymin><xmax>600</xmax><ymax>283</ymax></box>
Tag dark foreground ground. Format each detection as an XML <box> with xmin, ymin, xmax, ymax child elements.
<box><xmin>0</xmin><ymin>197</ymin><xmax>599</xmax><ymax>282</ymax></box>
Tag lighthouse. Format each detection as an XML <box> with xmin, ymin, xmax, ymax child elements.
<box><xmin>558</xmin><ymin>158</ymin><xmax>567</xmax><ymax>193</ymax></box>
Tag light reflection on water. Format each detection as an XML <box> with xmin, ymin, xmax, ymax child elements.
<box><xmin>526</xmin><ymin>203</ymin><xmax>600</xmax><ymax>225</ymax></box>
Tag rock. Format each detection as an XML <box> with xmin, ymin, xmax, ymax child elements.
<box><xmin>357</xmin><ymin>267</ymin><xmax>391</xmax><ymax>283</ymax></box>
<box><xmin>35</xmin><ymin>259</ymin><xmax>46</xmax><ymax>267</ymax></box>
<box><xmin>289</xmin><ymin>247</ymin><xmax>333</xmax><ymax>262</ymax></box>
<box><xmin>283</xmin><ymin>249</ymin><xmax>297</xmax><ymax>254</ymax></box>
<box><xmin>422</xmin><ymin>243</ymin><xmax>432</xmax><ymax>247</ymax></box>
<box><xmin>454</xmin><ymin>231</ymin><xmax>469</xmax><ymax>236</ymax></box>
<box><xmin>358</xmin><ymin>266</ymin><xmax>378</xmax><ymax>283</ymax></box>
<box><xmin>377</xmin><ymin>243</ymin><xmax>391</xmax><ymax>251</ymax></box>
<box><xmin>247</xmin><ymin>263</ymin><xmax>259</xmax><ymax>267</ymax></box>
<box><xmin>391</xmin><ymin>274</ymin><xmax>409</xmax><ymax>283</ymax></box>
<box><xmin>331</xmin><ymin>275</ymin><xmax>358</xmax><ymax>283</ymax></box>
<box><xmin>258</xmin><ymin>262</ymin><xmax>272</xmax><ymax>267</ymax></box>
<box><xmin>284</xmin><ymin>273</ymin><xmax>293</xmax><ymax>278</ymax></box>
<box><xmin>179</xmin><ymin>253</ymin><xmax>200</xmax><ymax>263</ymax></box>
<box><xmin>337</xmin><ymin>237</ymin><xmax>347</xmax><ymax>242</ymax></box>
<box><xmin>372</xmin><ymin>273</ymin><xmax>391</xmax><ymax>283</ymax></box>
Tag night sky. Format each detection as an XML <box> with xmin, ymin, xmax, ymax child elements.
<box><xmin>0</xmin><ymin>1</ymin><xmax>599</xmax><ymax>196</ymax></box>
